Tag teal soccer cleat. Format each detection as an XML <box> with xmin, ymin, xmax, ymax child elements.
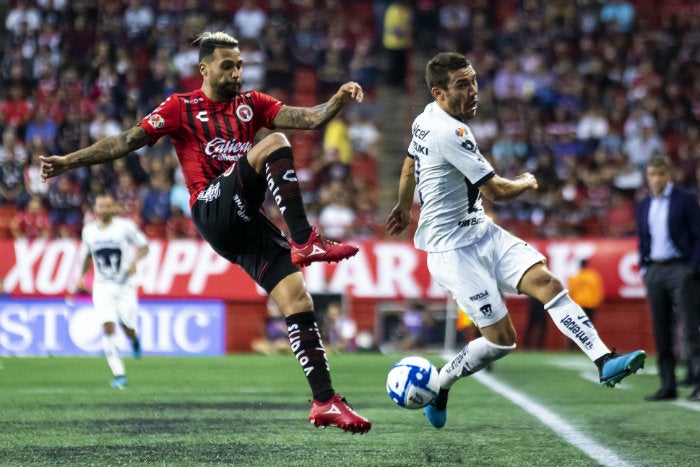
<box><xmin>424</xmin><ymin>401</ymin><xmax>447</xmax><ymax>429</ymax></box>
<box><xmin>110</xmin><ymin>375</ymin><xmax>127</xmax><ymax>389</ymax></box>
<box><xmin>599</xmin><ymin>350</ymin><xmax>646</xmax><ymax>387</ymax></box>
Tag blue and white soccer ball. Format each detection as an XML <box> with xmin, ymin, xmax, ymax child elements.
<box><xmin>386</xmin><ymin>356</ymin><xmax>440</xmax><ymax>409</ymax></box>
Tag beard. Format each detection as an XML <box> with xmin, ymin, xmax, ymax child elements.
<box><xmin>216</xmin><ymin>81</ymin><xmax>241</xmax><ymax>100</ymax></box>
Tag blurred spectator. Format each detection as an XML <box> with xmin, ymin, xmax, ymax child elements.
<box><xmin>123</xmin><ymin>0</ymin><xmax>155</xmax><ymax>43</ymax></box>
<box><xmin>5</xmin><ymin>0</ymin><xmax>41</xmax><ymax>36</ymax></box>
<box><xmin>233</xmin><ymin>0</ymin><xmax>267</xmax><ymax>41</ymax></box>
<box><xmin>0</xmin><ymin>148</ymin><xmax>28</xmax><ymax>208</ymax></box>
<box><xmin>25</xmin><ymin>107</ymin><xmax>57</xmax><ymax>153</ymax></box>
<box><xmin>239</xmin><ymin>38</ymin><xmax>266</xmax><ymax>91</ymax></box>
<box><xmin>170</xmin><ymin>169</ymin><xmax>191</xmax><ymax>217</ymax></box>
<box><xmin>88</xmin><ymin>106</ymin><xmax>121</xmax><ymax>143</ymax></box>
<box><xmin>0</xmin><ymin>85</ymin><xmax>34</xmax><ymax>132</ymax></box>
<box><xmin>623</xmin><ymin>121</ymin><xmax>666</xmax><ymax>172</ymax></box>
<box><xmin>576</xmin><ymin>106</ymin><xmax>610</xmax><ymax>157</ymax></box>
<box><xmin>395</xmin><ymin>300</ymin><xmax>439</xmax><ymax>351</ymax></box>
<box><xmin>523</xmin><ymin>296</ymin><xmax>547</xmax><ymax>350</ymax></box>
<box><xmin>567</xmin><ymin>258</ymin><xmax>605</xmax><ymax>325</ymax></box>
<box><xmin>251</xmin><ymin>299</ymin><xmax>290</xmax><ymax>355</ymax></box>
<box><xmin>325</xmin><ymin>301</ymin><xmax>358</xmax><ymax>353</ymax></box>
<box><xmin>114</xmin><ymin>170</ymin><xmax>141</xmax><ymax>224</ymax></box>
<box><xmin>322</xmin><ymin>116</ymin><xmax>352</xmax><ymax>165</ymax></box>
<box><xmin>0</xmin><ymin>128</ymin><xmax>28</xmax><ymax>165</ymax></box>
<box><xmin>347</xmin><ymin>108</ymin><xmax>380</xmax><ymax>158</ymax></box>
<box><xmin>46</xmin><ymin>175</ymin><xmax>82</xmax><ymax>238</ymax></box>
<box><xmin>318</xmin><ymin>180</ymin><xmax>356</xmax><ymax>239</ymax></box>
<box><xmin>10</xmin><ymin>195</ymin><xmax>51</xmax><ymax>240</ymax></box>
<box><xmin>140</xmin><ymin>170</ymin><xmax>171</xmax><ymax>234</ymax></box>
<box><xmin>263</xmin><ymin>32</ymin><xmax>294</xmax><ymax>94</ymax></box>
<box><xmin>166</xmin><ymin>206</ymin><xmax>198</xmax><ymax>239</ymax></box>
<box><xmin>382</xmin><ymin>0</ymin><xmax>413</xmax><ymax>88</ymax></box>
<box><xmin>437</xmin><ymin>0</ymin><xmax>470</xmax><ymax>52</ymax></box>
<box><xmin>600</xmin><ymin>0</ymin><xmax>634</xmax><ymax>34</ymax></box>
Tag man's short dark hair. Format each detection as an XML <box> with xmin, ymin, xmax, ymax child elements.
<box><xmin>194</xmin><ymin>31</ymin><xmax>239</xmax><ymax>62</ymax></box>
<box><xmin>646</xmin><ymin>155</ymin><xmax>670</xmax><ymax>170</ymax></box>
<box><xmin>425</xmin><ymin>53</ymin><xmax>472</xmax><ymax>91</ymax></box>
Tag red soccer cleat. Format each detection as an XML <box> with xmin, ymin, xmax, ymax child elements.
<box><xmin>290</xmin><ymin>228</ymin><xmax>359</xmax><ymax>267</ymax></box>
<box><xmin>308</xmin><ymin>394</ymin><xmax>372</xmax><ymax>434</ymax></box>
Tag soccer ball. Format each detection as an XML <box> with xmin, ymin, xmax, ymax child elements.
<box><xmin>386</xmin><ymin>356</ymin><xmax>440</xmax><ymax>409</ymax></box>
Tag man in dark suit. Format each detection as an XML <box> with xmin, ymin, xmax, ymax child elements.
<box><xmin>636</xmin><ymin>155</ymin><xmax>700</xmax><ymax>402</ymax></box>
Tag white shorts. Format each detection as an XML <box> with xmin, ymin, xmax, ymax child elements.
<box><xmin>427</xmin><ymin>223</ymin><xmax>545</xmax><ymax>328</ymax></box>
<box><xmin>92</xmin><ymin>281</ymin><xmax>138</xmax><ymax>328</ymax></box>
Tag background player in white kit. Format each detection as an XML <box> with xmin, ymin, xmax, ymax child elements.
<box><xmin>78</xmin><ymin>193</ymin><xmax>149</xmax><ymax>389</ymax></box>
<box><xmin>386</xmin><ymin>52</ymin><xmax>646</xmax><ymax>428</ymax></box>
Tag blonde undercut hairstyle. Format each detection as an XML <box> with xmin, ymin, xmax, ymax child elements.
<box><xmin>194</xmin><ymin>31</ymin><xmax>239</xmax><ymax>62</ymax></box>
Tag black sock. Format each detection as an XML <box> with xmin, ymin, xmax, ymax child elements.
<box><xmin>434</xmin><ymin>388</ymin><xmax>449</xmax><ymax>410</ymax></box>
<box><xmin>265</xmin><ymin>147</ymin><xmax>312</xmax><ymax>244</ymax></box>
<box><xmin>286</xmin><ymin>311</ymin><xmax>334</xmax><ymax>402</ymax></box>
<box><xmin>594</xmin><ymin>352</ymin><xmax>613</xmax><ymax>372</ymax></box>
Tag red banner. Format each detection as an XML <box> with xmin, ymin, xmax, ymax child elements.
<box><xmin>0</xmin><ymin>237</ymin><xmax>644</xmax><ymax>300</ymax></box>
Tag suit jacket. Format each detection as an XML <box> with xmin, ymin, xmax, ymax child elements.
<box><xmin>636</xmin><ymin>186</ymin><xmax>700</xmax><ymax>273</ymax></box>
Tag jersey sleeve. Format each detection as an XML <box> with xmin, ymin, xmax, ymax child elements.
<box><xmin>441</xmin><ymin>125</ymin><xmax>495</xmax><ymax>186</ymax></box>
<box><xmin>250</xmin><ymin>91</ymin><xmax>283</xmax><ymax>129</ymax></box>
<box><xmin>137</xmin><ymin>94</ymin><xmax>182</xmax><ymax>146</ymax></box>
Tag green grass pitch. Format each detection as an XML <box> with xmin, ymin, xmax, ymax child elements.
<box><xmin>0</xmin><ymin>352</ymin><xmax>698</xmax><ymax>466</ymax></box>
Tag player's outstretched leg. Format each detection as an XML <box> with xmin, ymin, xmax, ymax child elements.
<box><xmin>285</xmin><ymin>311</ymin><xmax>371</xmax><ymax>433</ymax></box>
<box><xmin>290</xmin><ymin>227</ymin><xmax>359</xmax><ymax>267</ymax></box>
<box><xmin>544</xmin><ymin>290</ymin><xmax>646</xmax><ymax>387</ymax></box>
<box><xmin>309</xmin><ymin>394</ymin><xmax>371</xmax><ymax>434</ymax></box>
<box><xmin>597</xmin><ymin>350</ymin><xmax>647</xmax><ymax>387</ymax></box>
<box><xmin>424</xmin><ymin>338</ymin><xmax>514</xmax><ymax>428</ymax></box>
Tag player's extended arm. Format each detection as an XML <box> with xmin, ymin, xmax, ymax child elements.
<box><xmin>272</xmin><ymin>82</ymin><xmax>364</xmax><ymax>130</ymax></box>
<box><xmin>479</xmin><ymin>172</ymin><xmax>538</xmax><ymax>202</ymax></box>
<box><xmin>40</xmin><ymin>126</ymin><xmax>150</xmax><ymax>181</ymax></box>
<box><xmin>127</xmin><ymin>244</ymin><xmax>150</xmax><ymax>276</ymax></box>
<box><xmin>386</xmin><ymin>157</ymin><xmax>416</xmax><ymax>236</ymax></box>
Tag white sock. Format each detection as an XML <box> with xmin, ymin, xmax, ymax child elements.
<box><xmin>439</xmin><ymin>337</ymin><xmax>515</xmax><ymax>389</ymax></box>
<box><xmin>545</xmin><ymin>290</ymin><xmax>610</xmax><ymax>361</ymax></box>
<box><xmin>103</xmin><ymin>334</ymin><xmax>125</xmax><ymax>377</ymax></box>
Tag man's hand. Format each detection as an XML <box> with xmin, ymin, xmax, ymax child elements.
<box><xmin>514</xmin><ymin>172</ymin><xmax>538</xmax><ymax>191</ymax></box>
<box><xmin>337</xmin><ymin>82</ymin><xmax>364</xmax><ymax>104</ymax></box>
<box><xmin>386</xmin><ymin>204</ymin><xmax>411</xmax><ymax>236</ymax></box>
<box><xmin>40</xmin><ymin>155</ymin><xmax>70</xmax><ymax>182</ymax></box>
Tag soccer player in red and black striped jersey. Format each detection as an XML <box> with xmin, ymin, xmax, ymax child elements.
<box><xmin>40</xmin><ymin>31</ymin><xmax>370</xmax><ymax>434</ymax></box>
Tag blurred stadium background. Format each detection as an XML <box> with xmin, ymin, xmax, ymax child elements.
<box><xmin>1</xmin><ymin>0</ymin><xmax>699</xmax><ymax>359</ymax></box>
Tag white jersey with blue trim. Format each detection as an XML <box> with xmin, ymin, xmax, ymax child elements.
<box><xmin>408</xmin><ymin>102</ymin><xmax>496</xmax><ymax>252</ymax></box>
<box><xmin>81</xmin><ymin>217</ymin><xmax>148</xmax><ymax>285</ymax></box>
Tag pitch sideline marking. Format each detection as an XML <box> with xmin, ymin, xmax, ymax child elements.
<box><xmin>673</xmin><ymin>400</ymin><xmax>700</xmax><ymax>412</ymax></box>
<box><xmin>473</xmin><ymin>371</ymin><xmax>636</xmax><ymax>467</ymax></box>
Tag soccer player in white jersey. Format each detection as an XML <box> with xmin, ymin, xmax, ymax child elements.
<box><xmin>386</xmin><ymin>52</ymin><xmax>646</xmax><ymax>428</ymax></box>
<box><xmin>78</xmin><ymin>193</ymin><xmax>149</xmax><ymax>389</ymax></box>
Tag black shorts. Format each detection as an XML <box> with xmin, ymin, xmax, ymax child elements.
<box><xmin>191</xmin><ymin>157</ymin><xmax>299</xmax><ymax>293</ymax></box>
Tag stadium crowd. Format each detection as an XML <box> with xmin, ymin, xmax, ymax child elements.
<box><xmin>0</xmin><ymin>0</ymin><xmax>698</xmax><ymax>241</ymax></box>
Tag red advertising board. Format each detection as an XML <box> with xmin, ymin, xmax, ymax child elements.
<box><xmin>0</xmin><ymin>237</ymin><xmax>643</xmax><ymax>300</ymax></box>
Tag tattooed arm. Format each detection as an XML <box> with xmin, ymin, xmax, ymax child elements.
<box><xmin>272</xmin><ymin>82</ymin><xmax>364</xmax><ymax>130</ymax></box>
<box><xmin>41</xmin><ymin>126</ymin><xmax>150</xmax><ymax>181</ymax></box>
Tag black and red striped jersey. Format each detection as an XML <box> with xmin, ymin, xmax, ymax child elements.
<box><xmin>138</xmin><ymin>89</ymin><xmax>283</xmax><ymax>207</ymax></box>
